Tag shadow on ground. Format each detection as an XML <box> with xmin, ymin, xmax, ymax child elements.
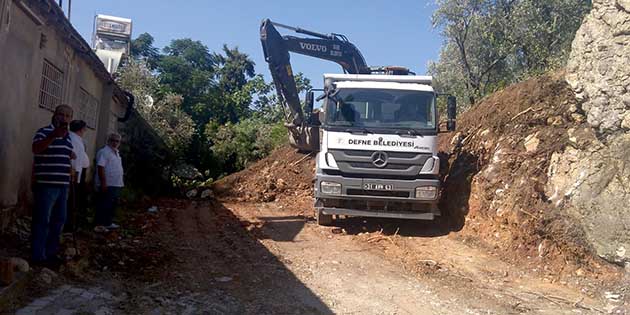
<box><xmin>7</xmin><ymin>200</ymin><xmax>333</xmax><ymax>314</ymax></box>
<box><xmin>255</xmin><ymin>215</ymin><xmax>308</xmax><ymax>242</ymax></box>
<box><xmin>123</xmin><ymin>200</ymin><xmax>333</xmax><ymax>314</ymax></box>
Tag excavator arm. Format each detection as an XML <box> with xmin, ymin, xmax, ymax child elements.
<box><xmin>260</xmin><ymin>19</ymin><xmax>370</xmax><ymax>152</ymax></box>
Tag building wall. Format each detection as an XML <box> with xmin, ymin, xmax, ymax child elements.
<box><xmin>0</xmin><ymin>0</ymin><xmax>126</xmax><ymax>229</ymax></box>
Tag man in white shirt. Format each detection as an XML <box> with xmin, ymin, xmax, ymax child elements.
<box><xmin>94</xmin><ymin>133</ymin><xmax>124</xmax><ymax>231</ymax></box>
<box><xmin>66</xmin><ymin>120</ymin><xmax>90</xmax><ymax>232</ymax></box>
<box><xmin>69</xmin><ymin>120</ymin><xmax>90</xmax><ymax>183</ymax></box>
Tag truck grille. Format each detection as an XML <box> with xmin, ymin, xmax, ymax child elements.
<box><xmin>342</xmin><ymin>150</ymin><xmax>419</xmax><ymax>159</ymax></box>
<box><xmin>329</xmin><ymin>149</ymin><xmax>431</xmax><ymax>176</ymax></box>
<box><xmin>348</xmin><ymin>162</ymin><xmax>410</xmax><ymax>170</ymax></box>
<box><xmin>347</xmin><ymin>189</ymin><xmax>409</xmax><ymax>198</ymax></box>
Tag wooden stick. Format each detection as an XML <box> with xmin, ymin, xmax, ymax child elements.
<box><xmin>291</xmin><ymin>152</ymin><xmax>314</xmax><ymax>166</ymax></box>
<box><xmin>510</xmin><ymin>107</ymin><xmax>534</xmax><ymax>122</ymax></box>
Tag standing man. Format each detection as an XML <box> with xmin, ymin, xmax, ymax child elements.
<box><xmin>94</xmin><ymin>133</ymin><xmax>124</xmax><ymax>231</ymax></box>
<box><xmin>66</xmin><ymin>120</ymin><xmax>90</xmax><ymax>232</ymax></box>
<box><xmin>31</xmin><ymin>104</ymin><xmax>74</xmax><ymax>267</ymax></box>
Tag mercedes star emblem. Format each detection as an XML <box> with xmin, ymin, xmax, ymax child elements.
<box><xmin>371</xmin><ymin>151</ymin><xmax>388</xmax><ymax>168</ymax></box>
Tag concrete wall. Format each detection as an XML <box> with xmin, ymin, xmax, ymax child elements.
<box><xmin>0</xmin><ymin>0</ymin><xmax>126</xmax><ymax>230</ymax></box>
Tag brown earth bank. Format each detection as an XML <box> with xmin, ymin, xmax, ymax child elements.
<box><xmin>439</xmin><ymin>72</ymin><xmax>605</xmax><ymax>271</ymax></box>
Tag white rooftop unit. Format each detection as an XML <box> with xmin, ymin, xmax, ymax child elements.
<box><xmin>92</xmin><ymin>14</ymin><xmax>132</xmax><ymax>73</ymax></box>
<box><xmin>94</xmin><ymin>14</ymin><xmax>132</xmax><ymax>38</ymax></box>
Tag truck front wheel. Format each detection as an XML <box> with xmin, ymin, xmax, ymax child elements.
<box><xmin>316</xmin><ymin>209</ymin><xmax>333</xmax><ymax>226</ymax></box>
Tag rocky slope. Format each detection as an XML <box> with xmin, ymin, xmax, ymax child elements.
<box><xmin>552</xmin><ymin>0</ymin><xmax>630</xmax><ymax>266</ymax></box>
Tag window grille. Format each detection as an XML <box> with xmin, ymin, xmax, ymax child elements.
<box><xmin>38</xmin><ymin>60</ymin><xmax>64</xmax><ymax>111</ymax></box>
<box><xmin>77</xmin><ymin>88</ymin><xmax>100</xmax><ymax>129</ymax></box>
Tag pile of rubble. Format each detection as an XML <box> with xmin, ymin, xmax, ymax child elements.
<box><xmin>212</xmin><ymin>146</ymin><xmax>315</xmax><ymax>204</ymax></box>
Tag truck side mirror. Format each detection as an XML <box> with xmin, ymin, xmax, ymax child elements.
<box><xmin>305</xmin><ymin>91</ymin><xmax>318</xmax><ymax>124</ymax></box>
<box><xmin>305</xmin><ymin>91</ymin><xmax>314</xmax><ymax>114</ymax></box>
<box><xmin>447</xmin><ymin>96</ymin><xmax>457</xmax><ymax>131</ymax></box>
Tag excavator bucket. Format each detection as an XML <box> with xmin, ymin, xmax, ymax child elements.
<box><xmin>287</xmin><ymin>124</ymin><xmax>319</xmax><ymax>153</ymax></box>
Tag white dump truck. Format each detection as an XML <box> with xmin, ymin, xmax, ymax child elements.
<box><xmin>260</xmin><ymin>19</ymin><xmax>457</xmax><ymax>225</ymax></box>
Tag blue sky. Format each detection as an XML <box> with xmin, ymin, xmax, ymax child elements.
<box><xmin>68</xmin><ymin>0</ymin><xmax>443</xmax><ymax>87</ymax></box>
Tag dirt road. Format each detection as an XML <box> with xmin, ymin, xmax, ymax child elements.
<box><xmin>11</xmin><ymin>199</ymin><xmax>624</xmax><ymax>314</ymax></box>
<box><xmin>220</xmin><ymin>201</ymin><xmax>615</xmax><ymax>314</ymax></box>
<box><xmin>18</xmin><ymin>201</ymin><xmax>618</xmax><ymax>314</ymax></box>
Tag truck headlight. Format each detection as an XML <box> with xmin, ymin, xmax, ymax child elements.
<box><xmin>321</xmin><ymin>181</ymin><xmax>342</xmax><ymax>195</ymax></box>
<box><xmin>325</xmin><ymin>152</ymin><xmax>339</xmax><ymax>168</ymax></box>
<box><xmin>415</xmin><ymin>186</ymin><xmax>437</xmax><ymax>199</ymax></box>
<box><xmin>420</xmin><ymin>157</ymin><xmax>436</xmax><ymax>173</ymax></box>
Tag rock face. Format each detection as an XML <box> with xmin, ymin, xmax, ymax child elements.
<box><xmin>566</xmin><ymin>0</ymin><xmax>630</xmax><ymax>135</ymax></box>
<box><xmin>557</xmin><ymin>0</ymin><xmax>630</xmax><ymax>265</ymax></box>
<box><xmin>546</xmin><ymin>132</ymin><xmax>630</xmax><ymax>265</ymax></box>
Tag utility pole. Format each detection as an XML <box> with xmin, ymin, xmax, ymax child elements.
<box><xmin>57</xmin><ymin>0</ymin><xmax>72</xmax><ymax>21</ymax></box>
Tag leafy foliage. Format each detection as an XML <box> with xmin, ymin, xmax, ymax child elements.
<box><xmin>205</xmin><ymin>118</ymin><xmax>287</xmax><ymax>171</ymax></box>
<box><xmin>130</xmin><ymin>33</ymin><xmax>160</xmax><ymax>69</ymax></box>
<box><xmin>116</xmin><ymin>60</ymin><xmax>195</xmax><ymax>157</ymax></box>
<box><xmin>124</xmin><ymin>33</ymin><xmax>312</xmax><ymax>180</ymax></box>
<box><xmin>430</xmin><ymin>0</ymin><xmax>591</xmax><ymax>109</ymax></box>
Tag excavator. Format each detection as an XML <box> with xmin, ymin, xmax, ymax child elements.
<box><xmin>262</xmin><ymin>19</ymin><xmax>390</xmax><ymax>152</ymax></box>
<box><xmin>260</xmin><ymin>19</ymin><xmax>458</xmax><ymax>224</ymax></box>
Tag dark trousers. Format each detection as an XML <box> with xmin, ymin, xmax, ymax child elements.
<box><xmin>64</xmin><ymin>179</ymin><xmax>88</xmax><ymax>232</ymax></box>
<box><xmin>32</xmin><ymin>185</ymin><xmax>68</xmax><ymax>262</ymax></box>
<box><xmin>95</xmin><ymin>187</ymin><xmax>122</xmax><ymax>226</ymax></box>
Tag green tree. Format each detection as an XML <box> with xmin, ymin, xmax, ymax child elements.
<box><xmin>430</xmin><ymin>0</ymin><xmax>590</xmax><ymax>107</ymax></box>
<box><xmin>214</xmin><ymin>45</ymin><xmax>256</xmax><ymax>93</ymax></box>
<box><xmin>130</xmin><ymin>33</ymin><xmax>160</xmax><ymax>69</ymax></box>
<box><xmin>510</xmin><ymin>1</ymin><xmax>590</xmax><ymax>76</ymax></box>
<box><xmin>205</xmin><ymin>118</ymin><xmax>287</xmax><ymax>172</ymax></box>
<box><xmin>213</xmin><ymin>45</ymin><xmax>257</xmax><ymax>123</ymax></box>
<box><xmin>116</xmin><ymin>60</ymin><xmax>195</xmax><ymax>157</ymax></box>
<box><xmin>123</xmin><ymin>34</ymin><xmax>315</xmax><ymax>178</ymax></box>
<box><xmin>157</xmin><ymin>39</ymin><xmax>216</xmax><ymax>121</ymax></box>
<box><xmin>250</xmin><ymin>72</ymin><xmax>312</xmax><ymax>124</ymax></box>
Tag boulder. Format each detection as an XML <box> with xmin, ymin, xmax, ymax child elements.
<box><xmin>546</xmin><ymin>134</ymin><xmax>630</xmax><ymax>265</ymax></box>
<box><xmin>9</xmin><ymin>257</ymin><xmax>29</xmax><ymax>273</ymax></box>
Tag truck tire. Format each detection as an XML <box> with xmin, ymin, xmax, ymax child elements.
<box><xmin>316</xmin><ymin>209</ymin><xmax>333</xmax><ymax>226</ymax></box>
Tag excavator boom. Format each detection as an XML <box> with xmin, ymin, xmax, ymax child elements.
<box><xmin>260</xmin><ymin>19</ymin><xmax>370</xmax><ymax>152</ymax></box>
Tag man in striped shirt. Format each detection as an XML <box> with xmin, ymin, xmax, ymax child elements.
<box><xmin>31</xmin><ymin>104</ymin><xmax>74</xmax><ymax>266</ymax></box>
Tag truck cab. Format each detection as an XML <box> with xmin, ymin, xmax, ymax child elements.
<box><xmin>314</xmin><ymin>73</ymin><xmax>445</xmax><ymax>225</ymax></box>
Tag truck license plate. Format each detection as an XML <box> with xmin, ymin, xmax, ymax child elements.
<box><xmin>364</xmin><ymin>183</ymin><xmax>394</xmax><ymax>191</ymax></box>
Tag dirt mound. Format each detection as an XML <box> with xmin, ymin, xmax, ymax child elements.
<box><xmin>439</xmin><ymin>71</ymin><xmax>606</xmax><ymax>270</ymax></box>
<box><xmin>212</xmin><ymin>146</ymin><xmax>315</xmax><ymax>213</ymax></box>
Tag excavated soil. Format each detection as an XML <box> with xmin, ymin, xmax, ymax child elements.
<box><xmin>213</xmin><ymin>146</ymin><xmax>316</xmax><ymax>215</ymax></box>
<box><xmin>438</xmin><ymin>72</ymin><xmax>615</xmax><ymax>274</ymax></box>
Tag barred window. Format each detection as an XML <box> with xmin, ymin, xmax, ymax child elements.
<box><xmin>38</xmin><ymin>60</ymin><xmax>64</xmax><ymax>111</ymax></box>
<box><xmin>77</xmin><ymin>88</ymin><xmax>99</xmax><ymax>129</ymax></box>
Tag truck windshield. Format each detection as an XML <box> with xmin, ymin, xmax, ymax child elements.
<box><xmin>325</xmin><ymin>88</ymin><xmax>436</xmax><ymax>130</ymax></box>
